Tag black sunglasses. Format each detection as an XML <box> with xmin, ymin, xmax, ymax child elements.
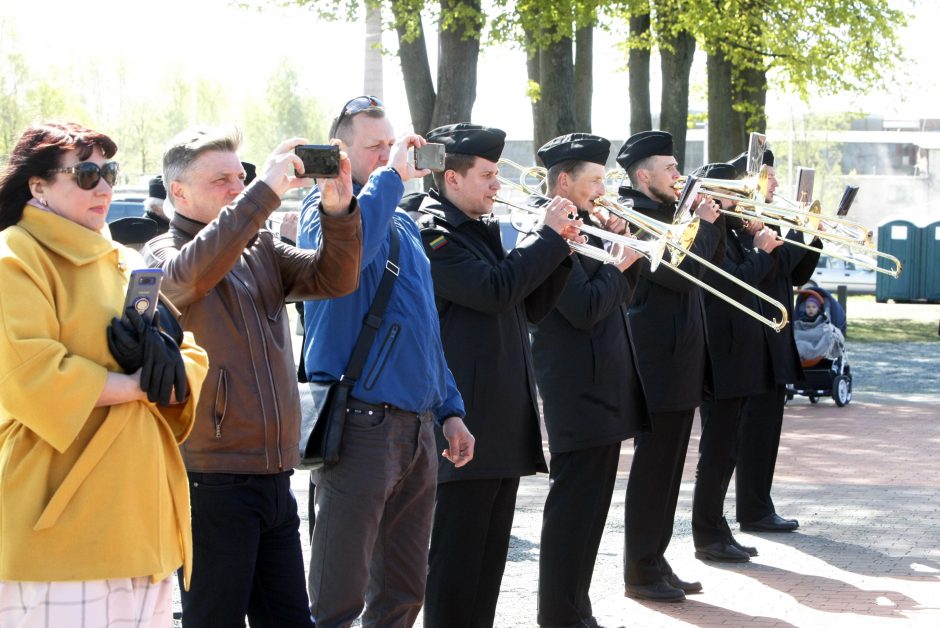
<box><xmin>331</xmin><ymin>95</ymin><xmax>385</xmax><ymax>135</ymax></box>
<box><xmin>48</xmin><ymin>161</ymin><xmax>120</xmax><ymax>190</ymax></box>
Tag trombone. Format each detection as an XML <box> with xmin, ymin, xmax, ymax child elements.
<box><xmin>494</xmin><ymin>194</ymin><xmax>669</xmax><ymax>271</ymax></box>
<box><xmin>496</xmin><ymin>159</ymin><xmax>789</xmax><ymax>331</ymax></box>
<box><xmin>595</xmin><ymin>195</ymin><xmax>790</xmax><ymax>332</ymax></box>
<box><xmin>694</xmin><ymin>189</ymin><xmax>902</xmax><ymax>278</ymax></box>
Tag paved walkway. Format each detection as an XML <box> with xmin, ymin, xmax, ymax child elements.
<box><xmin>286</xmin><ymin>388</ymin><xmax>940</xmax><ymax>627</ymax></box>
<box><xmin>175</xmin><ymin>306</ymin><xmax>940</xmax><ymax>626</ymax></box>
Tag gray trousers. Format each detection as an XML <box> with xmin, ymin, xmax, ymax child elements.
<box><xmin>308</xmin><ymin>398</ymin><xmax>437</xmax><ymax>628</ymax></box>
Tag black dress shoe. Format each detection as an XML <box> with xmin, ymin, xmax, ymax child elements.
<box><xmin>739</xmin><ymin>513</ymin><xmax>799</xmax><ymax>532</ymax></box>
<box><xmin>695</xmin><ymin>541</ymin><xmax>751</xmax><ymax>563</ymax></box>
<box><xmin>729</xmin><ymin>535</ymin><xmax>758</xmax><ymax>557</ymax></box>
<box><xmin>625</xmin><ymin>580</ymin><xmax>686</xmax><ymax>602</ymax></box>
<box><xmin>665</xmin><ymin>572</ymin><xmax>703</xmax><ymax>593</ymax></box>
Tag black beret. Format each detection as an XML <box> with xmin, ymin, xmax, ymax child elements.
<box><xmin>727</xmin><ymin>148</ymin><xmax>773</xmax><ymax>177</ymax></box>
<box><xmin>763</xmin><ymin>148</ymin><xmax>775</xmax><ymax>167</ymax></box>
<box><xmin>537</xmin><ymin>133</ymin><xmax>611</xmax><ymax>169</ymax></box>
<box><xmin>692</xmin><ymin>162</ymin><xmax>738</xmax><ymax>180</ymax></box>
<box><xmin>148</xmin><ymin>175</ymin><xmax>166</xmax><ymax>200</ymax></box>
<box><xmin>426</xmin><ymin>123</ymin><xmax>506</xmax><ymax>163</ymax></box>
<box><xmin>616</xmin><ymin>130</ymin><xmax>674</xmax><ymax>170</ymax></box>
<box><xmin>727</xmin><ymin>152</ymin><xmax>748</xmax><ymax>178</ymax></box>
<box><xmin>242</xmin><ymin>161</ymin><xmax>257</xmax><ymax>185</ymax></box>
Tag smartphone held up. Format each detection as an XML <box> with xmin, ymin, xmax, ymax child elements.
<box><xmin>294</xmin><ymin>145</ymin><xmax>341</xmax><ymax>179</ymax></box>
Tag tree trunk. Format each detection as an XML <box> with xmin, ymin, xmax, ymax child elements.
<box><xmin>534</xmin><ymin>35</ymin><xmax>576</xmax><ymax>153</ymax></box>
<box><xmin>731</xmin><ymin>64</ymin><xmax>767</xmax><ymax>155</ymax></box>
<box><xmin>574</xmin><ymin>19</ymin><xmax>594</xmax><ymax>132</ymax></box>
<box><xmin>707</xmin><ymin>49</ymin><xmax>735</xmax><ymax>163</ymax></box>
<box><xmin>392</xmin><ymin>3</ymin><xmax>435</xmax><ymax>136</ymax></box>
<box><xmin>431</xmin><ymin>0</ymin><xmax>482</xmax><ymax>128</ymax></box>
<box><xmin>659</xmin><ymin>29</ymin><xmax>695</xmax><ymax>171</ymax></box>
<box><xmin>628</xmin><ymin>7</ymin><xmax>652</xmax><ymax>135</ymax></box>
<box><xmin>522</xmin><ymin>18</ymin><xmax>541</xmax><ymax>161</ymax></box>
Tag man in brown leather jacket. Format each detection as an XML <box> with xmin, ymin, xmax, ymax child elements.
<box><xmin>143</xmin><ymin>127</ymin><xmax>362</xmax><ymax>628</ymax></box>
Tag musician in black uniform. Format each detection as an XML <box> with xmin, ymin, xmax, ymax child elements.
<box><xmin>735</xmin><ymin>151</ymin><xmax>822</xmax><ymax>532</ymax></box>
<box><xmin>416</xmin><ymin>123</ymin><xmax>581</xmax><ymax>628</ymax></box>
<box><xmin>690</xmin><ymin>162</ymin><xmax>784</xmax><ymax>562</ymax></box>
<box><xmin>615</xmin><ymin>131</ymin><xmax>720</xmax><ymax>602</ymax></box>
<box><xmin>528</xmin><ymin>133</ymin><xmax>646</xmax><ymax>627</ymax></box>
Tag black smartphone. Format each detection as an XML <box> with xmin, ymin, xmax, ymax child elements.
<box><xmin>294</xmin><ymin>144</ymin><xmax>340</xmax><ymax>178</ymax></box>
<box><xmin>414</xmin><ymin>143</ymin><xmax>445</xmax><ymax>171</ymax></box>
<box><xmin>121</xmin><ymin>269</ymin><xmax>164</xmax><ymax>324</ymax></box>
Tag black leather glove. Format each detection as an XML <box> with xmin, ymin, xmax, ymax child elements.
<box><xmin>140</xmin><ymin>325</ymin><xmax>189</xmax><ymax>406</ymax></box>
<box><xmin>107</xmin><ymin>312</ymin><xmax>145</xmax><ymax>374</ymax></box>
<box><xmin>110</xmin><ymin>307</ymin><xmax>188</xmax><ymax>406</ymax></box>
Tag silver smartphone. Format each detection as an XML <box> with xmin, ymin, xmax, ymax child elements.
<box><xmin>414</xmin><ymin>143</ymin><xmax>446</xmax><ymax>171</ymax></box>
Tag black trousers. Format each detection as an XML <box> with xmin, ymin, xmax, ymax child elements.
<box><xmin>692</xmin><ymin>397</ymin><xmax>745</xmax><ymax>546</ymax></box>
<box><xmin>424</xmin><ymin>477</ymin><xmax>520</xmax><ymax>628</ymax></box>
<box><xmin>180</xmin><ymin>471</ymin><xmax>313</xmax><ymax>628</ymax></box>
<box><xmin>538</xmin><ymin>443</ymin><xmax>622</xmax><ymax>628</ymax></box>
<box><xmin>624</xmin><ymin>409</ymin><xmax>695</xmax><ymax>585</ymax></box>
<box><xmin>736</xmin><ymin>384</ymin><xmax>787</xmax><ymax>523</ymax></box>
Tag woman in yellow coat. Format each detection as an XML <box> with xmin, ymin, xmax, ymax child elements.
<box><xmin>0</xmin><ymin>122</ymin><xmax>208</xmax><ymax>627</ymax></box>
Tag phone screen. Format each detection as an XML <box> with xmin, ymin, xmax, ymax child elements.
<box><xmin>295</xmin><ymin>145</ymin><xmax>340</xmax><ymax>178</ymax></box>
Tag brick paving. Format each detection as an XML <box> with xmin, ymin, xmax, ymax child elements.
<box><xmin>285</xmin><ymin>390</ymin><xmax>940</xmax><ymax>627</ymax></box>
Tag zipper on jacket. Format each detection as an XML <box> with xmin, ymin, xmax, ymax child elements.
<box><xmin>214</xmin><ymin>368</ymin><xmax>228</xmax><ymax>438</ymax></box>
<box><xmin>233</xmin><ymin>273</ymin><xmax>279</xmax><ymax>470</ymax></box>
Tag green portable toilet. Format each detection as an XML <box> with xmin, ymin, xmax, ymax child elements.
<box><xmin>923</xmin><ymin>219</ymin><xmax>940</xmax><ymax>303</ymax></box>
<box><xmin>876</xmin><ymin>217</ymin><xmax>920</xmax><ymax>302</ymax></box>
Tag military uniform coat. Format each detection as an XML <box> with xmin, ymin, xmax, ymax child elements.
<box><xmin>618</xmin><ymin>188</ymin><xmax>720</xmax><ymax>414</ymax></box>
<box><xmin>417</xmin><ymin>190</ymin><xmax>570</xmax><ymax>483</ymax></box>
<box><xmin>702</xmin><ymin>218</ymin><xmax>778</xmax><ymax>400</ymax></box>
<box><xmin>739</xmin><ymin>226</ymin><xmax>822</xmax><ymax>385</ymax></box>
<box><xmin>531</xmin><ymin>207</ymin><xmax>648</xmax><ymax>454</ymax></box>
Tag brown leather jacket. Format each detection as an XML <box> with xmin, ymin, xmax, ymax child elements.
<box><xmin>143</xmin><ymin>182</ymin><xmax>361</xmax><ymax>473</ymax></box>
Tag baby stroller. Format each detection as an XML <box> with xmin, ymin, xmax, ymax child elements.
<box><xmin>786</xmin><ymin>287</ymin><xmax>852</xmax><ymax>407</ymax></box>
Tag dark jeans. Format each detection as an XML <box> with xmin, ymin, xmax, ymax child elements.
<box><xmin>693</xmin><ymin>397</ymin><xmax>745</xmax><ymax>546</ymax></box>
<box><xmin>425</xmin><ymin>478</ymin><xmax>520</xmax><ymax>628</ymax></box>
<box><xmin>308</xmin><ymin>401</ymin><xmax>437</xmax><ymax>628</ymax></box>
<box><xmin>180</xmin><ymin>470</ymin><xmax>313</xmax><ymax>628</ymax></box>
<box><xmin>736</xmin><ymin>385</ymin><xmax>787</xmax><ymax>522</ymax></box>
<box><xmin>538</xmin><ymin>443</ymin><xmax>621</xmax><ymax>628</ymax></box>
<box><xmin>624</xmin><ymin>409</ymin><xmax>695</xmax><ymax>585</ymax></box>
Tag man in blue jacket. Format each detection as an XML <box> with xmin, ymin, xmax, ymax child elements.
<box><xmin>298</xmin><ymin>96</ymin><xmax>475</xmax><ymax>628</ymax></box>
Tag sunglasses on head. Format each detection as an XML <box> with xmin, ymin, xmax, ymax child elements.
<box><xmin>48</xmin><ymin>161</ymin><xmax>120</xmax><ymax>190</ymax></box>
<box><xmin>331</xmin><ymin>95</ymin><xmax>385</xmax><ymax>135</ymax></box>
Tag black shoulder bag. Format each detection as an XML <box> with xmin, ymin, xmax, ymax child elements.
<box><xmin>298</xmin><ymin>228</ymin><xmax>400</xmax><ymax>470</ymax></box>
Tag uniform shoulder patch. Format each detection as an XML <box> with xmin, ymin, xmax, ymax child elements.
<box><xmin>429</xmin><ymin>234</ymin><xmax>449</xmax><ymax>250</ymax></box>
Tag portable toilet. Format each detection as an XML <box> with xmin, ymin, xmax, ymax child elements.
<box><xmin>923</xmin><ymin>219</ymin><xmax>940</xmax><ymax>302</ymax></box>
<box><xmin>876</xmin><ymin>217</ymin><xmax>921</xmax><ymax>302</ymax></box>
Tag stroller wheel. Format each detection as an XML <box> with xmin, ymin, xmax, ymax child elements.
<box><xmin>833</xmin><ymin>375</ymin><xmax>851</xmax><ymax>407</ymax></box>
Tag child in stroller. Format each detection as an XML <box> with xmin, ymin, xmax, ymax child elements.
<box><xmin>794</xmin><ymin>293</ymin><xmax>845</xmax><ymax>362</ymax></box>
<box><xmin>788</xmin><ymin>288</ymin><xmax>853</xmax><ymax>406</ymax></box>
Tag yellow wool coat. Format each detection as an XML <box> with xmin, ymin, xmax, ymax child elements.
<box><xmin>0</xmin><ymin>205</ymin><xmax>208</xmax><ymax>586</ymax></box>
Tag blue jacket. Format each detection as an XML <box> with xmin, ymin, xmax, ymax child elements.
<box><xmin>298</xmin><ymin>167</ymin><xmax>465</xmax><ymax>423</ymax></box>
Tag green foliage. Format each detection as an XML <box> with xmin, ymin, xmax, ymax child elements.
<box><xmin>242</xmin><ymin>64</ymin><xmax>329</xmax><ymax>166</ymax></box>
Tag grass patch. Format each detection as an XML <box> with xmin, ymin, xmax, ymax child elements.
<box><xmin>847</xmin><ymin>318</ymin><xmax>940</xmax><ymax>343</ymax></box>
